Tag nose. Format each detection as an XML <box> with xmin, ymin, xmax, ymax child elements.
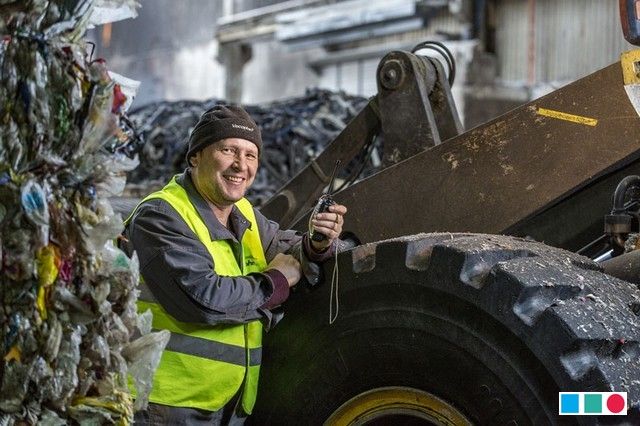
<box><xmin>233</xmin><ymin>153</ymin><xmax>247</xmax><ymax>171</ymax></box>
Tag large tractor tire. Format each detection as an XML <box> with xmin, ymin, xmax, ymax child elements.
<box><xmin>251</xmin><ymin>233</ymin><xmax>640</xmax><ymax>425</ymax></box>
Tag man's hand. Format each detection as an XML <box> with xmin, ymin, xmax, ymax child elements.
<box><xmin>310</xmin><ymin>203</ymin><xmax>348</xmax><ymax>251</ymax></box>
<box><xmin>267</xmin><ymin>253</ymin><xmax>302</xmax><ymax>287</ymax></box>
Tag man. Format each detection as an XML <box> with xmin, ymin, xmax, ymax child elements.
<box><xmin>120</xmin><ymin>105</ymin><xmax>347</xmax><ymax>425</ymax></box>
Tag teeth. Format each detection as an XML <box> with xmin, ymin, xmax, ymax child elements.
<box><xmin>225</xmin><ymin>176</ymin><xmax>243</xmax><ymax>183</ymax></box>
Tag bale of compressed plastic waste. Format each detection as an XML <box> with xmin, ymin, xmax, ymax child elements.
<box><xmin>0</xmin><ymin>1</ymin><xmax>168</xmax><ymax>424</ymax></box>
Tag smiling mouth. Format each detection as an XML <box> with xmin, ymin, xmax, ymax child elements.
<box><xmin>224</xmin><ymin>175</ymin><xmax>245</xmax><ymax>184</ymax></box>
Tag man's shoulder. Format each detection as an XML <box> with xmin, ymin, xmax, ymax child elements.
<box><xmin>137</xmin><ymin>197</ymin><xmax>175</xmax><ymax>213</ymax></box>
<box><xmin>129</xmin><ymin>197</ymin><xmax>182</xmax><ymax>228</ymax></box>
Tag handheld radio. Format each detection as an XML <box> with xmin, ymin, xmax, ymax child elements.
<box><xmin>309</xmin><ymin>160</ymin><xmax>341</xmax><ymax>242</ymax></box>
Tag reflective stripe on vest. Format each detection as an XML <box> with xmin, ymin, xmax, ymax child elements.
<box><xmin>126</xmin><ymin>175</ymin><xmax>267</xmax><ymax>413</ymax></box>
<box><xmin>138</xmin><ymin>287</ymin><xmax>262</xmax><ymax>366</ymax></box>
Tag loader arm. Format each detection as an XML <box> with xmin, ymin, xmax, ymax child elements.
<box><xmin>326</xmin><ymin>58</ymin><xmax>640</xmax><ymax>252</ymax></box>
<box><xmin>259</xmin><ymin>99</ymin><xmax>380</xmax><ymax>227</ymax></box>
<box><xmin>264</xmin><ymin>48</ymin><xmax>640</xmax><ymax>253</ymax></box>
<box><xmin>260</xmin><ymin>49</ymin><xmax>463</xmax><ymax>228</ymax></box>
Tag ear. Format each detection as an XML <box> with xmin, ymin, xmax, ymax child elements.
<box><xmin>189</xmin><ymin>152</ymin><xmax>199</xmax><ymax>168</ymax></box>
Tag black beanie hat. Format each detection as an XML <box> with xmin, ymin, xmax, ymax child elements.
<box><xmin>186</xmin><ymin>104</ymin><xmax>262</xmax><ymax>161</ymax></box>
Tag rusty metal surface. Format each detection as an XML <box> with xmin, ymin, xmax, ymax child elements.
<box><xmin>601</xmin><ymin>247</ymin><xmax>640</xmax><ymax>285</ymax></box>
<box><xmin>427</xmin><ymin>57</ymin><xmax>463</xmax><ymax>142</ymax></box>
<box><xmin>376</xmin><ymin>51</ymin><xmax>462</xmax><ymax>167</ymax></box>
<box><xmin>506</xmin><ymin>161</ymin><xmax>640</xmax><ymax>251</ymax></box>
<box><xmin>376</xmin><ymin>51</ymin><xmax>438</xmax><ymax>166</ymax></box>
<box><xmin>295</xmin><ymin>61</ymin><xmax>640</xmax><ymax>248</ymax></box>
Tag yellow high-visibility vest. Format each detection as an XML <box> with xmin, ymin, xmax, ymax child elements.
<box><xmin>126</xmin><ymin>176</ymin><xmax>267</xmax><ymax>413</ymax></box>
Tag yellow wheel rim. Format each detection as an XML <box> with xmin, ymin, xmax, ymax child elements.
<box><xmin>324</xmin><ymin>386</ymin><xmax>472</xmax><ymax>426</ymax></box>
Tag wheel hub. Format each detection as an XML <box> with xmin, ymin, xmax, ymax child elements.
<box><xmin>324</xmin><ymin>386</ymin><xmax>473</xmax><ymax>426</ymax></box>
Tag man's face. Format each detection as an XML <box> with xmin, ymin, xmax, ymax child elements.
<box><xmin>191</xmin><ymin>138</ymin><xmax>259</xmax><ymax>206</ymax></box>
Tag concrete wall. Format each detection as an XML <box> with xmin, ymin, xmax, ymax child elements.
<box><xmin>240</xmin><ymin>41</ymin><xmax>323</xmax><ymax>104</ymax></box>
<box><xmin>495</xmin><ymin>0</ymin><xmax>633</xmax><ymax>87</ymax></box>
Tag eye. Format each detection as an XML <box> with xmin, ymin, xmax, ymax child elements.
<box><xmin>246</xmin><ymin>153</ymin><xmax>258</xmax><ymax>161</ymax></box>
<box><xmin>221</xmin><ymin>147</ymin><xmax>234</xmax><ymax>154</ymax></box>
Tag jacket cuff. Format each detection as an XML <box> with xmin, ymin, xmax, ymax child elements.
<box><xmin>303</xmin><ymin>233</ymin><xmax>335</xmax><ymax>262</ymax></box>
<box><xmin>261</xmin><ymin>269</ymin><xmax>290</xmax><ymax>309</ymax></box>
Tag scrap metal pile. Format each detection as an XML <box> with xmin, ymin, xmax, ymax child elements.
<box><xmin>127</xmin><ymin>89</ymin><xmax>370</xmax><ymax>206</ymax></box>
<box><xmin>0</xmin><ymin>1</ymin><xmax>168</xmax><ymax>424</ymax></box>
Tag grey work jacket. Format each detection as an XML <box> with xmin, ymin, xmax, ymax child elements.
<box><xmin>120</xmin><ymin>171</ymin><xmax>330</xmax><ymax>329</ymax></box>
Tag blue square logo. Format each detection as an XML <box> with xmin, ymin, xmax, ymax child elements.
<box><xmin>561</xmin><ymin>394</ymin><xmax>579</xmax><ymax>414</ymax></box>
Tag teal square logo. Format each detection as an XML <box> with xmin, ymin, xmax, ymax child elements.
<box><xmin>584</xmin><ymin>394</ymin><xmax>602</xmax><ymax>413</ymax></box>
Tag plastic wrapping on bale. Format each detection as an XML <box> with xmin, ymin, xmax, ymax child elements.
<box><xmin>0</xmin><ymin>1</ymin><xmax>168</xmax><ymax>424</ymax></box>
